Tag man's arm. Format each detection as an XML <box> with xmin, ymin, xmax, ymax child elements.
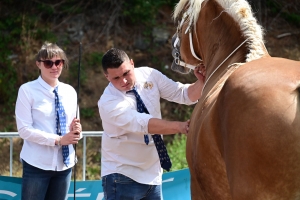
<box><xmin>148</xmin><ymin>118</ymin><xmax>189</xmax><ymax>135</ymax></box>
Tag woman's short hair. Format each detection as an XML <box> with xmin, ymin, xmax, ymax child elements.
<box><xmin>36</xmin><ymin>42</ymin><xmax>69</xmax><ymax>69</ymax></box>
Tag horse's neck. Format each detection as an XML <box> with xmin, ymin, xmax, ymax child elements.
<box><xmin>200</xmin><ymin>63</ymin><xmax>242</xmax><ymax>108</ymax></box>
<box><xmin>194</xmin><ymin>0</ymin><xmax>269</xmax><ymax>93</ymax></box>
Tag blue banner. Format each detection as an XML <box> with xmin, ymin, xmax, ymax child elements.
<box><xmin>0</xmin><ymin>168</ymin><xmax>191</xmax><ymax>200</ymax></box>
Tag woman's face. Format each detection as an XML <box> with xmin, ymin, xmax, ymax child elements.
<box><xmin>36</xmin><ymin>55</ymin><xmax>64</xmax><ymax>87</ymax></box>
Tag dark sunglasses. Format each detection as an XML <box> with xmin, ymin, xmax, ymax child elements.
<box><xmin>38</xmin><ymin>60</ymin><xmax>64</xmax><ymax>69</ymax></box>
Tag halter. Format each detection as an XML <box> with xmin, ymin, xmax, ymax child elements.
<box><xmin>173</xmin><ymin>8</ymin><xmax>202</xmax><ymax>70</ymax></box>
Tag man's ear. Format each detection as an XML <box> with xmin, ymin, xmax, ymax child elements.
<box><xmin>104</xmin><ymin>73</ymin><xmax>110</xmax><ymax>81</ymax></box>
<box><xmin>130</xmin><ymin>59</ymin><xmax>134</xmax><ymax>66</ymax></box>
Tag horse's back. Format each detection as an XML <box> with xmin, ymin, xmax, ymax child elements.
<box><xmin>218</xmin><ymin>57</ymin><xmax>300</xmax><ymax>199</ymax></box>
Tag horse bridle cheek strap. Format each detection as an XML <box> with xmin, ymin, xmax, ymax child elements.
<box><xmin>175</xmin><ymin>58</ymin><xmax>196</xmax><ymax>70</ymax></box>
<box><xmin>174</xmin><ymin>9</ymin><xmax>203</xmax><ymax>71</ymax></box>
<box><xmin>187</xmin><ymin>29</ymin><xmax>202</xmax><ymax>62</ymax></box>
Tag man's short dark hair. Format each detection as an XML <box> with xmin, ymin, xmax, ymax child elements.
<box><xmin>102</xmin><ymin>48</ymin><xmax>130</xmax><ymax>74</ymax></box>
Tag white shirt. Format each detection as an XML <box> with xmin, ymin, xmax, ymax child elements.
<box><xmin>98</xmin><ymin>67</ymin><xmax>196</xmax><ymax>185</ymax></box>
<box><xmin>15</xmin><ymin>76</ymin><xmax>78</xmax><ymax>171</ymax></box>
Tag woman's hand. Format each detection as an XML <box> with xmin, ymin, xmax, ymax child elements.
<box><xmin>70</xmin><ymin>118</ymin><xmax>82</xmax><ymax>133</ymax></box>
<box><xmin>60</xmin><ymin>131</ymin><xmax>81</xmax><ymax>145</ymax></box>
<box><xmin>60</xmin><ymin>118</ymin><xmax>82</xmax><ymax>145</ymax></box>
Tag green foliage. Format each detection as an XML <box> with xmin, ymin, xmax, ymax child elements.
<box><xmin>167</xmin><ymin>134</ymin><xmax>188</xmax><ymax>171</ymax></box>
<box><xmin>67</xmin><ymin>62</ymin><xmax>87</xmax><ymax>88</ymax></box>
<box><xmin>0</xmin><ymin>53</ymin><xmax>17</xmax><ymax>116</ymax></box>
<box><xmin>267</xmin><ymin>0</ymin><xmax>280</xmax><ymax>14</ymax></box>
<box><xmin>86</xmin><ymin>52</ymin><xmax>103</xmax><ymax>69</ymax></box>
<box><xmin>85</xmin><ymin>165</ymin><xmax>100</xmax><ymax>180</ymax></box>
<box><xmin>267</xmin><ymin>0</ymin><xmax>300</xmax><ymax>26</ymax></box>
<box><xmin>0</xmin><ymin>13</ymin><xmax>19</xmax><ymax>111</ymax></box>
<box><xmin>173</xmin><ymin>105</ymin><xmax>194</xmax><ymax>121</ymax></box>
<box><xmin>84</xmin><ymin>137</ymin><xmax>101</xmax><ymax>180</ymax></box>
<box><xmin>283</xmin><ymin>12</ymin><xmax>300</xmax><ymax>26</ymax></box>
<box><xmin>122</xmin><ymin>0</ymin><xmax>178</xmax><ymax>26</ymax></box>
<box><xmin>81</xmin><ymin>107</ymin><xmax>95</xmax><ymax>118</ymax></box>
<box><xmin>1</xmin><ymin>122</ymin><xmax>15</xmax><ymax>132</ymax></box>
<box><xmin>123</xmin><ymin>0</ymin><xmax>160</xmax><ymax>25</ymax></box>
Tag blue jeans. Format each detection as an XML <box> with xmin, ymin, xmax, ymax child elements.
<box><xmin>102</xmin><ymin>173</ymin><xmax>161</xmax><ymax>200</ymax></box>
<box><xmin>21</xmin><ymin>160</ymin><xmax>72</xmax><ymax>200</ymax></box>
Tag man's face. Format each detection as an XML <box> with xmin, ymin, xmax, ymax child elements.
<box><xmin>105</xmin><ymin>59</ymin><xmax>136</xmax><ymax>91</ymax></box>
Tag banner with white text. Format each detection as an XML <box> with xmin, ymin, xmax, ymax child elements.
<box><xmin>0</xmin><ymin>168</ymin><xmax>191</xmax><ymax>200</ymax></box>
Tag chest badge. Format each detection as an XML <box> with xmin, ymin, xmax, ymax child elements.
<box><xmin>143</xmin><ymin>81</ymin><xmax>153</xmax><ymax>89</ymax></box>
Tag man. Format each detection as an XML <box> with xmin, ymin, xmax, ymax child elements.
<box><xmin>98</xmin><ymin>48</ymin><xmax>204</xmax><ymax>200</ymax></box>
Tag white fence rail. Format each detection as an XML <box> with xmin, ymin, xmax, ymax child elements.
<box><xmin>0</xmin><ymin>131</ymin><xmax>103</xmax><ymax>181</ymax></box>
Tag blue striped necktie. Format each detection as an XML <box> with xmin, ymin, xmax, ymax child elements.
<box><xmin>127</xmin><ymin>87</ymin><xmax>172</xmax><ymax>171</ymax></box>
<box><xmin>53</xmin><ymin>87</ymin><xmax>70</xmax><ymax>167</ymax></box>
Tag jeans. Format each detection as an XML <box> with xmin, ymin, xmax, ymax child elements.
<box><xmin>21</xmin><ymin>160</ymin><xmax>72</xmax><ymax>200</ymax></box>
<box><xmin>102</xmin><ymin>173</ymin><xmax>161</xmax><ymax>200</ymax></box>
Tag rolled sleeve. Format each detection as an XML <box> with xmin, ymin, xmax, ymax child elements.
<box><xmin>98</xmin><ymin>94</ymin><xmax>153</xmax><ymax>137</ymax></box>
<box><xmin>149</xmin><ymin>68</ymin><xmax>197</xmax><ymax>105</ymax></box>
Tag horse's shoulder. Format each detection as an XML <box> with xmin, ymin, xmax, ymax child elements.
<box><xmin>218</xmin><ymin>57</ymin><xmax>300</xmax><ymax>108</ymax></box>
<box><xmin>225</xmin><ymin>57</ymin><xmax>300</xmax><ymax>90</ymax></box>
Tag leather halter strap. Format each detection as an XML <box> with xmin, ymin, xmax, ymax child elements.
<box><xmin>174</xmin><ymin>9</ymin><xmax>202</xmax><ymax>70</ymax></box>
<box><xmin>175</xmin><ymin>58</ymin><xmax>196</xmax><ymax>70</ymax></box>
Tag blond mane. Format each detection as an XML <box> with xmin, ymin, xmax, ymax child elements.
<box><xmin>173</xmin><ymin>0</ymin><xmax>266</xmax><ymax>62</ymax></box>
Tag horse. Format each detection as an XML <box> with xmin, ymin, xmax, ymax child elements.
<box><xmin>170</xmin><ymin>0</ymin><xmax>300</xmax><ymax>199</ymax></box>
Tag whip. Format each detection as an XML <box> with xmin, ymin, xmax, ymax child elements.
<box><xmin>74</xmin><ymin>42</ymin><xmax>82</xmax><ymax>200</ymax></box>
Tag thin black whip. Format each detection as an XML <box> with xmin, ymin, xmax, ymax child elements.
<box><xmin>74</xmin><ymin>42</ymin><xmax>82</xmax><ymax>200</ymax></box>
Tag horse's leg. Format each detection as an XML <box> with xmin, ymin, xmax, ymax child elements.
<box><xmin>187</xmin><ymin>102</ymin><xmax>232</xmax><ymax>200</ymax></box>
<box><xmin>186</xmin><ymin>116</ymin><xmax>207</xmax><ymax>200</ymax></box>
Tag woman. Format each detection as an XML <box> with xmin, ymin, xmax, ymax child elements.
<box><xmin>15</xmin><ymin>42</ymin><xmax>82</xmax><ymax>200</ymax></box>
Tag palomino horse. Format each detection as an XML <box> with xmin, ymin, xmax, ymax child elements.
<box><xmin>171</xmin><ymin>0</ymin><xmax>300</xmax><ymax>199</ymax></box>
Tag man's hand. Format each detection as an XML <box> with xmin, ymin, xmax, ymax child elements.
<box><xmin>194</xmin><ymin>64</ymin><xmax>206</xmax><ymax>83</ymax></box>
<box><xmin>180</xmin><ymin>119</ymin><xmax>190</xmax><ymax>135</ymax></box>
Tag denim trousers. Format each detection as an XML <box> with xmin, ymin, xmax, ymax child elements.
<box><xmin>21</xmin><ymin>160</ymin><xmax>72</xmax><ymax>200</ymax></box>
<box><xmin>102</xmin><ymin>173</ymin><xmax>161</xmax><ymax>200</ymax></box>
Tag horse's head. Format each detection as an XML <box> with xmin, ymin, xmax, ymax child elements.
<box><xmin>171</xmin><ymin>0</ymin><xmax>268</xmax><ymax>89</ymax></box>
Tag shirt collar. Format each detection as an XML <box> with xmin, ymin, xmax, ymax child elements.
<box><xmin>37</xmin><ymin>76</ymin><xmax>61</xmax><ymax>92</ymax></box>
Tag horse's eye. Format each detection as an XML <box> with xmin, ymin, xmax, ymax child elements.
<box><xmin>172</xmin><ymin>48</ymin><xmax>180</xmax><ymax>58</ymax></box>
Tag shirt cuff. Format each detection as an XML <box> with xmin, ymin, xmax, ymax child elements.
<box><xmin>183</xmin><ymin>84</ymin><xmax>198</xmax><ymax>105</ymax></box>
<box><xmin>137</xmin><ymin>113</ymin><xmax>153</xmax><ymax>134</ymax></box>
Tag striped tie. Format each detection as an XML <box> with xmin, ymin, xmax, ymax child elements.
<box><xmin>53</xmin><ymin>87</ymin><xmax>70</xmax><ymax>167</ymax></box>
<box><xmin>127</xmin><ymin>87</ymin><xmax>172</xmax><ymax>171</ymax></box>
